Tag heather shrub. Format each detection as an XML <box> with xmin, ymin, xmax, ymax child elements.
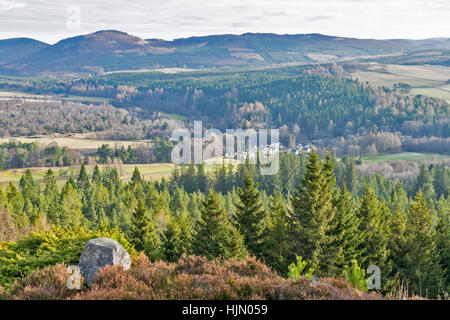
<box><xmin>8</xmin><ymin>264</ymin><xmax>78</xmax><ymax>300</ymax></box>
<box><xmin>320</xmin><ymin>278</ymin><xmax>379</xmax><ymax>300</ymax></box>
<box><xmin>175</xmin><ymin>255</ymin><xmax>276</xmax><ymax>279</ymax></box>
<box><xmin>7</xmin><ymin>254</ymin><xmax>384</xmax><ymax>300</ymax></box>
<box><xmin>74</xmin><ymin>265</ymin><xmax>154</xmax><ymax>300</ymax></box>
<box><xmin>72</xmin><ymin>255</ymin><xmax>383</xmax><ymax>300</ymax></box>
<box><xmin>0</xmin><ymin>284</ymin><xmax>8</xmax><ymax>300</ymax></box>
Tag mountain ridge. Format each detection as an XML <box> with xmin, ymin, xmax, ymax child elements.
<box><xmin>0</xmin><ymin>38</ymin><xmax>49</xmax><ymax>65</ymax></box>
<box><xmin>1</xmin><ymin>30</ymin><xmax>449</xmax><ymax>76</ymax></box>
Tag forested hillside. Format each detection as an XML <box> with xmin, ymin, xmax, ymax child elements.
<box><xmin>2</xmin><ymin>65</ymin><xmax>448</xmax><ymax>155</ymax></box>
<box><xmin>1</xmin><ymin>151</ymin><xmax>448</xmax><ymax>298</ymax></box>
<box><xmin>0</xmin><ymin>38</ymin><xmax>49</xmax><ymax>65</ymax></box>
<box><xmin>0</xmin><ymin>98</ymin><xmax>186</xmax><ymax>140</ymax></box>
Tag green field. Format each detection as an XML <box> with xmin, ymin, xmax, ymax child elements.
<box><xmin>0</xmin><ymin>89</ymin><xmax>56</xmax><ymax>100</ymax></box>
<box><xmin>0</xmin><ymin>89</ymin><xmax>111</xmax><ymax>104</ymax></box>
<box><xmin>60</xmin><ymin>95</ymin><xmax>112</xmax><ymax>104</ymax></box>
<box><xmin>0</xmin><ymin>163</ymin><xmax>175</xmax><ymax>189</ymax></box>
<box><xmin>350</xmin><ymin>63</ymin><xmax>450</xmax><ymax>102</ymax></box>
<box><xmin>0</xmin><ymin>161</ymin><xmax>229</xmax><ymax>189</ymax></box>
<box><xmin>361</xmin><ymin>152</ymin><xmax>450</xmax><ymax>162</ymax></box>
<box><xmin>410</xmin><ymin>87</ymin><xmax>450</xmax><ymax>102</ymax></box>
<box><xmin>0</xmin><ymin>136</ymin><xmax>151</xmax><ymax>150</ymax></box>
<box><xmin>159</xmin><ymin>112</ymin><xmax>190</xmax><ymax>121</ymax></box>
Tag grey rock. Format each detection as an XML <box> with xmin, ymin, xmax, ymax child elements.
<box><xmin>79</xmin><ymin>237</ymin><xmax>131</xmax><ymax>285</ymax></box>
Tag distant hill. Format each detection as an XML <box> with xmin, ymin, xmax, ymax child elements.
<box><xmin>0</xmin><ymin>38</ymin><xmax>49</xmax><ymax>65</ymax></box>
<box><xmin>1</xmin><ymin>30</ymin><xmax>450</xmax><ymax>76</ymax></box>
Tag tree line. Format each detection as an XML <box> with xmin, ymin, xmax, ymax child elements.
<box><xmin>0</xmin><ymin>139</ymin><xmax>174</xmax><ymax>170</ymax></box>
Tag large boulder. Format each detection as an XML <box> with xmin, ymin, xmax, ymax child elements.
<box><xmin>79</xmin><ymin>237</ymin><xmax>131</xmax><ymax>285</ymax></box>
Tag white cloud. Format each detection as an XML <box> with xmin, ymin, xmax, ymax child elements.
<box><xmin>0</xmin><ymin>0</ymin><xmax>448</xmax><ymax>43</ymax></box>
<box><xmin>0</xmin><ymin>0</ymin><xmax>26</xmax><ymax>10</ymax></box>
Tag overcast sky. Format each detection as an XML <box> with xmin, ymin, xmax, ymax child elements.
<box><xmin>0</xmin><ymin>0</ymin><xmax>449</xmax><ymax>44</ymax></box>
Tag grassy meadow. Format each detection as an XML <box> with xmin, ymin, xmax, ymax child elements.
<box><xmin>0</xmin><ymin>163</ymin><xmax>175</xmax><ymax>189</ymax></box>
<box><xmin>350</xmin><ymin>63</ymin><xmax>450</xmax><ymax>102</ymax></box>
<box><xmin>0</xmin><ymin>89</ymin><xmax>112</xmax><ymax>104</ymax></box>
<box><xmin>0</xmin><ymin>136</ymin><xmax>151</xmax><ymax>150</ymax></box>
<box><xmin>361</xmin><ymin>152</ymin><xmax>450</xmax><ymax>162</ymax></box>
<box><xmin>0</xmin><ymin>161</ymin><xmax>232</xmax><ymax>189</ymax></box>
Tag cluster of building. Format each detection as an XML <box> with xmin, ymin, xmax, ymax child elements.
<box><xmin>292</xmin><ymin>143</ymin><xmax>315</xmax><ymax>154</ymax></box>
<box><xmin>222</xmin><ymin>142</ymin><xmax>314</xmax><ymax>161</ymax></box>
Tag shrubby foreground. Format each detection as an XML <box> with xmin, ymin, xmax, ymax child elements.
<box><xmin>1</xmin><ymin>254</ymin><xmax>381</xmax><ymax>300</ymax></box>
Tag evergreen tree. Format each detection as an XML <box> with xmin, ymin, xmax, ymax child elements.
<box><xmin>344</xmin><ymin>157</ymin><xmax>357</xmax><ymax>193</ymax></box>
<box><xmin>41</xmin><ymin>169</ymin><xmax>58</xmax><ymax>223</ymax></box>
<box><xmin>43</xmin><ymin>169</ymin><xmax>57</xmax><ymax>196</ymax></box>
<box><xmin>129</xmin><ymin>199</ymin><xmax>161</xmax><ymax>261</ymax></box>
<box><xmin>169</xmin><ymin>187</ymin><xmax>189</xmax><ymax>217</ymax></box>
<box><xmin>320</xmin><ymin>153</ymin><xmax>341</xmax><ymax>274</ymax></box>
<box><xmin>60</xmin><ymin>182</ymin><xmax>83</xmax><ymax>227</ymax></box>
<box><xmin>77</xmin><ymin>163</ymin><xmax>91</xmax><ymax>190</ymax></box>
<box><xmin>330</xmin><ymin>185</ymin><xmax>361</xmax><ymax>269</ymax></box>
<box><xmin>226</xmin><ymin>164</ymin><xmax>236</xmax><ymax>191</ymax></box>
<box><xmin>178</xmin><ymin>213</ymin><xmax>194</xmax><ymax>254</ymax></box>
<box><xmin>280</xmin><ymin>153</ymin><xmax>298</xmax><ymax>194</ymax></box>
<box><xmin>386</xmin><ymin>203</ymin><xmax>409</xmax><ymax>294</ymax></box>
<box><xmin>6</xmin><ymin>182</ymin><xmax>27</xmax><ymax>230</ymax></box>
<box><xmin>145</xmin><ymin>182</ymin><xmax>169</xmax><ymax>215</ymax></box>
<box><xmin>356</xmin><ymin>185</ymin><xmax>390</xmax><ymax>285</ymax></box>
<box><xmin>390</xmin><ymin>182</ymin><xmax>409</xmax><ymax>213</ymax></box>
<box><xmin>234</xmin><ymin>169</ymin><xmax>266</xmax><ymax>256</ymax></box>
<box><xmin>193</xmin><ymin>189</ymin><xmax>247</xmax><ymax>260</ymax></box>
<box><xmin>183</xmin><ymin>163</ymin><xmax>198</xmax><ymax>193</ymax></box>
<box><xmin>290</xmin><ymin>150</ymin><xmax>336</xmax><ymax>275</ymax></box>
<box><xmin>261</xmin><ymin>191</ymin><xmax>292</xmax><ymax>275</ymax></box>
<box><xmin>92</xmin><ymin>165</ymin><xmax>101</xmax><ymax>185</ymax></box>
<box><xmin>213</xmin><ymin>163</ymin><xmax>228</xmax><ymax>194</ymax></box>
<box><xmin>162</xmin><ymin>216</ymin><xmax>182</xmax><ymax>262</ymax></box>
<box><xmin>270</xmin><ymin>171</ymin><xmax>283</xmax><ymax>195</ymax></box>
<box><xmin>162</xmin><ymin>215</ymin><xmax>192</xmax><ymax>262</ymax></box>
<box><xmin>435</xmin><ymin>204</ymin><xmax>450</xmax><ymax>293</ymax></box>
<box><xmin>413</xmin><ymin>164</ymin><xmax>435</xmax><ymax>200</ymax></box>
<box><xmin>169</xmin><ymin>167</ymin><xmax>181</xmax><ymax>189</ymax></box>
<box><xmin>66</xmin><ymin>176</ymin><xmax>76</xmax><ymax>189</ymax></box>
<box><xmin>196</xmin><ymin>163</ymin><xmax>209</xmax><ymax>193</ymax></box>
<box><xmin>433</xmin><ymin>164</ymin><xmax>448</xmax><ymax>198</ymax></box>
<box><xmin>131</xmin><ymin>167</ymin><xmax>142</xmax><ymax>188</ymax></box>
<box><xmin>19</xmin><ymin>169</ymin><xmax>39</xmax><ymax>207</ymax></box>
<box><xmin>187</xmin><ymin>192</ymin><xmax>202</xmax><ymax>222</ymax></box>
<box><xmin>404</xmin><ymin>191</ymin><xmax>444</xmax><ymax>298</ymax></box>
<box><xmin>97</xmin><ymin>208</ymin><xmax>110</xmax><ymax>228</ymax></box>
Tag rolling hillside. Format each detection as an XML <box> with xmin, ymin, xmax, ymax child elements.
<box><xmin>1</xmin><ymin>30</ymin><xmax>450</xmax><ymax>76</ymax></box>
<box><xmin>0</xmin><ymin>38</ymin><xmax>49</xmax><ymax>65</ymax></box>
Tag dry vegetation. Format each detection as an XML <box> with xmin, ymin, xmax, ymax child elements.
<box><xmin>357</xmin><ymin>158</ymin><xmax>450</xmax><ymax>180</ymax></box>
<box><xmin>0</xmin><ymin>99</ymin><xmax>185</xmax><ymax>140</ymax></box>
<box><xmin>1</xmin><ymin>254</ymin><xmax>382</xmax><ymax>300</ymax></box>
<box><xmin>0</xmin><ymin>99</ymin><xmax>128</xmax><ymax>136</ymax></box>
<box><xmin>0</xmin><ymin>136</ymin><xmax>146</xmax><ymax>150</ymax></box>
